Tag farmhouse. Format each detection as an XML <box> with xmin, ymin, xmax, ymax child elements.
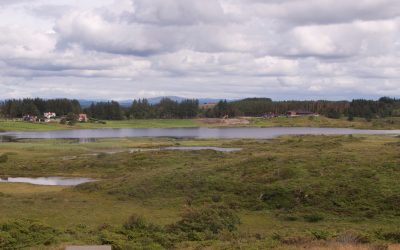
<box><xmin>78</xmin><ymin>113</ymin><xmax>88</xmax><ymax>122</ymax></box>
<box><xmin>23</xmin><ymin>115</ymin><xmax>38</xmax><ymax>122</ymax></box>
<box><xmin>44</xmin><ymin>112</ymin><xmax>56</xmax><ymax>122</ymax></box>
<box><xmin>44</xmin><ymin>112</ymin><xmax>56</xmax><ymax>119</ymax></box>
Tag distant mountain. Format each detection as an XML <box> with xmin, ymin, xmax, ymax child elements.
<box><xmin>78</xmin><ymin>99</ymin><xmax>133</xmax><ymax>108</ymax></box>
<box><xmin>147</xmin><ymin>96</ymin><xmax>186</xmax><ymax>104</ymax></box>
<box><xmin>78</xmin><ymin>97</ymin><xmax>234</xmax><ymax>108</ymax></box>
<box><xmin>147</xmin><ymin>96</ymin><xmax>230</xmax><ymax>105</ymax></box>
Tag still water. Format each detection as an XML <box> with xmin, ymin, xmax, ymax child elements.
<box><xmin>0</xmin><ymin>177</ymin><xmax>95</xmax><ymax>186</ymax></box>
<box><xmin>0</xmin><ymin>127</ymin><xmax>399</xmax><ymax>140</ymax></box>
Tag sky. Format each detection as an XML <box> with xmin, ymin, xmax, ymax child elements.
<box><xmin>0</xmin><ymin>0</ymin><xmax>399</xmax><ymax>100</ymax></box>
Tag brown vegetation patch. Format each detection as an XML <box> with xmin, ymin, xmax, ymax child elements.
<box><xmin>200</xmin><ymin>118</ymin><xmax>250</xmax><ymax>126</ymax></box>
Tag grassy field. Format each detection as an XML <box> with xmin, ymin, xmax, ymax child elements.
<box><xmin>249</xmin><ymin>116</ymin><xmax>400</xmax><ymax>129</ymax></box>
<box><xmin>0</xmin><ymin>135</ymin><xmax>399</xmax><ymax>249</ymax></box>
<box><xmin>0</xmin><ymin>116</ymin><xmax>400</xmax><ymax>132</ymax></box>
<box><xmin>0</xmin><ymin>119</ymin><xmax>200</xmax><ymax>132</ymax></box>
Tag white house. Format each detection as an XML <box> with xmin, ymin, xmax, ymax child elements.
<box><xmin>44</xmin><ymin>112</ymin><xmax>56</xmax><ymax>119</ymax></box>
<box><xmin>78</xmin><ymin>113</ymin><xmax>88</xmax><ymax>122</ymax></box>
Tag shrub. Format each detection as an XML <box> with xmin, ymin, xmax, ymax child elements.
<box><xmin>303</xmin><ymin>214</ymin><xmax>324</xmax><ymax>223</ymax></box>
<box><xmin>325</xmin><ymin>108</ymin><xmax>341</xmax><ymax>119</ymax></box>
<box><xmin>97</xmin><ymin>153</ymin><xmax>107</xmax><ymax>159</ymax></box>
<box><xmin>167</xmin><ymin>205</ymin><xmax>240</xmax><ymax>240</ymax></box>
<box><xmin>335</xmin><ymin>231</ymin><xmax>370</xmax><ymax>244</ymax></box>
<box><xmin>260</xmin><ymin>187</ymin><xmax>296</xmax><ymax>209</ymax></box>
<box><xmin>348</xmin><ymin>114</ymin><xmax>354</xmax><ymax>121</ymax></box>
<box><xmin>311</xmin><ymin>230</ymin><xmax>331</xmax><ymax>240</ymax></box>
<box><xmin>211</xmin><ymin>194</ymin><xmax>222</xmax><ymax>203</ymax></box>
<box><xmin>377</xmin><ymin>231</ymin><xmax>400</xmax><ymax>243</ymax></box>
<box><xmin>0</xmin><ymin>219</ymin><xmax>59</xmax><ymax>249</ymax></box>
<box><xmin>0</xmin><ymin>154</ymin><xmax>8</xmax><ymax>163</ymax></box>
<box><xmin>123</xmin><ymin>214</ymin><xmax>148</xmax><ymax>230</ymax></box>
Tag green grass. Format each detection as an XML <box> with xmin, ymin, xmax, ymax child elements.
<box><xmin>0</xmin><ymin>119</ymin><xmax>200</xmax><ymax>131</ymax></box>
<box><xmin>1</xmin><ymin>116</ymin><xmax>399</xmax><ymax>132</ymax></box>
<box><xmin>0</xmin><ymin>135</ymin><xmax>400</xmax><ymax>249</ymax></box>
<box><xmin>249</xmin><ymin>116</ymin><xmax>400</xmax><ymax>129</ymax></box>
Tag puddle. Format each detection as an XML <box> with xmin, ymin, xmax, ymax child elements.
<box><xmin>162</xmin><ymin>146</ymin><xmax>242</xmax><ymax>152</ymax></box>
<box><xmin>127</xmin><ymin>146</ymin><xmax>242</xmax><ymax>153</ymax></box>
<box><xmin>0</xmin><ymin>177</ymin><xmax>95</xmax><ymax>186</ymax></box>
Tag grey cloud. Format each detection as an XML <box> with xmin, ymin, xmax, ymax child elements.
<box><xmin>0</xmin><ymin>0</ymin><xmax>31</xmax><ymax>6</ymax></box>
<box><xmin>129</xmin><ymin>0</ymin><xmax>230</xmax><ymax>25</ymax></box>
<box><xmin>0</xmin><ymin>0</ymin><xmax>399</xmax><ymax>100</ymax></box>
<box><xmin>247</xmin><ymin>0</ymin><xmax>400</xmax><ymax>25</ymax></box>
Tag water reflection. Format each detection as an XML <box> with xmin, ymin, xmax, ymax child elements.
<box><xmin>78</xmin><ymin>138</ymin><xmax>97</xmax><ymax>144</ymax></box>
<box><xmin>163</xmin><ymin>146</ymin><xmax>242</xmax><ymax>152</ymax></box>
<box><xmin>0</xmin><ymin>136</ymin><xmax>17</xmax><ymax>142</ymax></box>
<box><xmin>1</xmin><ymin>127</ymin><xmax>399</xmax><ymax>140</ymax></box>
<box><xmin>0</xmin><ymin>177</ymin><xmax>95</xmax><ymax>186</ymax></box>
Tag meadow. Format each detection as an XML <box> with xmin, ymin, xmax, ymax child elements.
<box><xmin>0</xmin><ymin>116</ymin><xmax>400</xmax><ymax>132</ymax></box>
<box><xmin>0</xmin><ymin>134</ymin><xmax>399</xmax><ymax>249</ymax></box>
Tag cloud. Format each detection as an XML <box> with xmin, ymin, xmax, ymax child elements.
<box><xmin>0</xmin><ymin>0</ymin><xmax>399</xmax><ymax>100</ymax></box>
<box><xmin>246</xmin><ymin>0</ymin><xmax>400</xmax><ymax>25</ymax></box>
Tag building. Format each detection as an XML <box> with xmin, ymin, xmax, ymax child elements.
<box><xmin>287</xmin><ymin>110</ymin><xmax>318</xmax><ymax>117</ymax></box>
<box><xmin>44</xmin><ymin>112</ymin><xmax>56</xmax><ymax>119</ymax></box>
<box><xmin>263</xmin><ymin>112</ymin><xmax>277</xmax><ymax>118</ymax></box>
<box><xmin>23</xmin><ymin>115</ymin><xmax>38</xmax><ymax>122</ymax></box>
<box><xmin>78</xmin><ymin>113</ymin><xmax>88</xmax><ymax>122</ymax></box>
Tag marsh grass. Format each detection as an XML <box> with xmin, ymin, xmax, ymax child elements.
<box><xmin>0</xmin><ymin>135</ymin><xmax>399</xmax><ymax>248</ymax></box>
<box><xmin>1</xmin><ymin>116</ymin><xmax>400</xmax><ymax>132</ymax></box>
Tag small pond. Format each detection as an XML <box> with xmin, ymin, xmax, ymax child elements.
<box><xmin>162</xmin><ymin>146</ymin><xmax>242</xmax><ymax>152</ymax></box>
<box><xmin>97</xmin><ymin>146</ymin><xmax>242</xmax><ymax>155</ymax></box>
<box><xmin>0</xmin><ymin>177</ymin><xmax>95</xmax><ymax>186</ymax></box>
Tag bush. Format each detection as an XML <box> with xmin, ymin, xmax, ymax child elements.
<box><xmin>311</xmin><ymin>230</ymin><xmax>330</xmax><ymax>240</ymax></box>
<box><xmin>167</xmin><ymin>205</ymin><xmax>240</xmax><ymax>240</ymax></box>
<box><xmin>260</xmin><ymin>187</ymin><xmax>296</xmax><ymax>209</ymax></box>
<box><xmin>325</xmin><ymin>108</ymin><xmax>341</xmax><ymax>119</ymax></box>
<box><xmin>335</xmin><ymin>231</ymin><xmax>370</xmax><ymax>244</ymax></box>
<box><xmin>97</xmin><ymin>153</ymin><xmax>107</xmax><ymax>159</ymax></box>
<box><xmin>377</xmin><ymin>231</ymin><xmax>400</xmax><ymax>243</ymax></box>
<box><xmin>123</xmin><ymin>214</ymin><xmax>148</xmax><ymax>230</ymax></box>
<box><xmin>0</xmin><ymin>219</ymin><xmax>59</xmax><ymax>249</ymax></box>
<box><xmin>0</xmin><ymin>154</ymin><xmax>8</xmax><ymax>163</ymax></box>
<box><xmin>303</xmin><ymin>214</ymin><xmax>324</xmax><ymax>223</ymax></box>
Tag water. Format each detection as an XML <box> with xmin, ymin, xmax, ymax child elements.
<box><xmin>163</xmin><ymin>146</ymin><xmax>242</xmax><ymax>152</ymax></box>
<box><xmin>0</xmin><ymin>127</ymin><xmax>399</xmax><ymax>140</ymax></box>
<box><xmin>0</xmin><ymin>177</ymin><xmax>95</xmax><ymax>186</ymax></box>
<box><xmin>97</xmin><ymin>146</ymin><xmax>242</xmax><ymax>154</ymax></box>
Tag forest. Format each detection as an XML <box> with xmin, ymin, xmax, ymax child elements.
<box><xmin>0</xmin><ymin>97</ymin><xmax>399</xmax><ymax>120</ymax></box>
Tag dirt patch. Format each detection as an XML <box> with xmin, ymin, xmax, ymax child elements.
<box><xmin>199</xmin><ymin>118</ymin><xmax>250</xmax><ymax>126</ymax></box>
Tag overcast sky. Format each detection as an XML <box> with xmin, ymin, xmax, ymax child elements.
<box><xmin>0</xmin><ymin>0</ymin><xmax>399</xmax><ymax>100</ymax></box>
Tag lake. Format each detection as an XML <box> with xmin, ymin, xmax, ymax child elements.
<box><xmin>0</xmin><ymin>127</ymin><xmax>399</xmax><ymax>140</ymax></box>
<box><xmin>0</xmin><ymin>177</ymin><xmax>95</xmax><ymax>186</ymax></box>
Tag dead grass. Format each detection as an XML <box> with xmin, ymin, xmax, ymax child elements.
<box><xmin>284</xmin><ymin>243</ymin><xmax>400</xmax><ymax>250</ymax></box>
<box><xmin>199</xmin><ymin>118</ymin><xmax>250</xmax><ymax>126</ymax></box>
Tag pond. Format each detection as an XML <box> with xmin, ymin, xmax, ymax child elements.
<box><xmin>0</xmin><ymin>177</ymin><xmax>95</xmax><ymax>186</ymax></box>
<box><xmin>162</xmin><ymin>146</ymin><xmax>242</xmax><ymax>152</ymax></box>
<box><xmin>94</xmin><ymin>146</ymin><xmax>243</xmax><ymax>155</ymax></box>
<box><xmin>0</xmin><ymin>127</ymin><xmax>399</xmax><ymax>140</ymax></box>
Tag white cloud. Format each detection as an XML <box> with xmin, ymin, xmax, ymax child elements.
<box><xmin>0</xmin><ymin>0</ymin><xmax>399</xmax><ymax>100</ymax></box>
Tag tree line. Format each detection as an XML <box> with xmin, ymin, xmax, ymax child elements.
<box><xmin>0</xmin><ymin>97</ymin><xmax>399</xmax><ymax>120</ymax></box>
<box><xmin>205</xmin><ymin>97</ymin><xmax>400</xmax><ymax>119</ymax></box>
<box><xmin>0</xmin><ymin>98</ymin><xmax>81</xmax><ymax>118</ymax></box>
